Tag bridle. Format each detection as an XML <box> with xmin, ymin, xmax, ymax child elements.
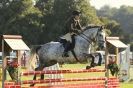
<box><xmin>71</xmin><ymin>26</ymin><xmax>103</xmax><ymax>62</ymax></box>
<box><xmin>78</xmin><ymin>26</ymin><xmax>102</xmax><ymax>45</ymax></box>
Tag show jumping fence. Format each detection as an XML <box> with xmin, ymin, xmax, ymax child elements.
<box><xmin>4</xmin><ymin>68</ymin><xmax>120</xmax><ymax>88</ymax></box>
<box><xmin>0</xmin><ymin>68</ymin><xmax>2</xmax><ymax>81</ymax></box>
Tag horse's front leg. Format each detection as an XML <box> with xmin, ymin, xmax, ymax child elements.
<box><xmin>97</xmin><ymin>53</ymin><xmax>102</xmax><ymax>66</ymax></box>
<box><xmin>84</xmin><ymin>53</ymin><xmax>97</xmax><ymax>69</ymax></box>
<box><xmin>40</xmin><ymin>66</ymin><xmax>45</xmax><ymax>80</ymax></box>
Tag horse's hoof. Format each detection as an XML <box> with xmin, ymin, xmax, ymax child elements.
<box><xmin>30</xmin><ymin>84</ymin><xmax>35</xmax><ymax>87</ymax></box>
<box><xmin>91</xmin><ymin>63</ymin><xmax>97</xmax><ymax>67</ymax></box>
<box><xmin>97</xmin><ymin>64</ymin><xmax>101</xmax><ymax>66</ymax></box>
<box><xmin>86</xmin><ymin>66</ymin><xmax>91</xmax><ymax>69</ymax></box>
<box><xmin>96</xmin><ymin>64</ymin><xmax>101</xmax><ymax>66</ymax></box>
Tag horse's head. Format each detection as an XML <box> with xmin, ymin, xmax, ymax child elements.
<box><xmin>81</xmin><ymin>25</ymin><xmax>106</xmax><ymax>50</ymax></box>
<box><xmin>96</xmin><ymin>26</ymin><xmax>106</xmax><ymax>50</ymax></box>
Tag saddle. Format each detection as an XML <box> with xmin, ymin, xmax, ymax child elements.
<box><xmin>59</xmin><ymin>38</ymin><xmax>80</xmax><ymax>62</ymax></box>
<box><xmin>59</xmin><ymin>39</ymin><xmax>72</xmax><ymax>51</ymax></box>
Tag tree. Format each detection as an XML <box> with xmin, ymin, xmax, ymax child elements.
<box><xmin>97</xmin><ymin>5</ymin><xmax>133</xmax><ymax>44</ymax></box>
<box><xmin>35</xmin><ymin>0</ymin><xmax>102</xmax><ymax>42</ymax></box>
<box><xmin>97</xmin><ymin>5</ymin><xmax>117</xmax><ymax>18</ymax></box>
<box><xmin>0</xmin><ymin>0</ymin><xmax>43</xmax><ymax>45</ymax></box>
<box><xmin>99</xmin><ymin>17</ymin><xmax>123</xmax><ymax>37</ymax></box>
<box><xmin>0</xmin><ymin>0</ymin><xmax>103</xmax><ymax>45</ymax></box>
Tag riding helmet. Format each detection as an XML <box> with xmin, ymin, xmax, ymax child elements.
<box><xmin>72</xmin><ymin>10</ymin><xmax>81</xmax><ymax>16</ymax></box>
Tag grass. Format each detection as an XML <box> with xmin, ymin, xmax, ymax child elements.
<box><xmin>0</xmin><ymin>63</ymin><xmax>133</xmax><ymax>88</ymax></box>
<box><xmin>62</xmin><ymin>64</ymin><xmax>133</xmax><ymax>88</ymax></box>
<box><xmin>120</xmin><ymin>83</ymin><xmax>133</xmax><ymax>88</ymax></box>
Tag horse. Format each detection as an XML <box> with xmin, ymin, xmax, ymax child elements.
<box><xmin>29</xmin><ymin>25</ymin><xmax>106</xmax><ymax>86</ymax></box>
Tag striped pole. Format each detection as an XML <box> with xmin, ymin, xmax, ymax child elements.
<box><xmin>21</xmin><ymin>69</ymin><xmax>106</xmax><ymax>76</ymax></box>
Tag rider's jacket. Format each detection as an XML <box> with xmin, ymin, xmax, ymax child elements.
<box><xmin>65</xmin><ymin>16</ymin><xmax>82</xmax><ymax>35</ymax></box>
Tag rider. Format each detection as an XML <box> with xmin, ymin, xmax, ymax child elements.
<box><xmin>61</xmin><ymin>10</ymin><xmax>83</xmax><ymax>57</ymax></box>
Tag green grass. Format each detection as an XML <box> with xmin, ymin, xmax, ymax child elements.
<box><xmin>61</xmin><ymin>63</ymin><xmax>105</xmax><ymax>78</ymax></box>
<box><xmin>120</xmin><ymin>83</ymin><xmax>133</xmax><ymax>88</ymax></box>
<box><xmin>1</xmin><ymin>63</ymin><xmax>133</xmax><ymax>88</ymax></box>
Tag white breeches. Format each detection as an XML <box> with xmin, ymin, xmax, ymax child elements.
<box><xmin>60</xmin><ymin>33</ymin><xmax>72</xmax><ymax>42</ymax></box>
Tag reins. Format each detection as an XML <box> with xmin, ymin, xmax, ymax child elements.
<box><xmin>71</xmin><ymin>26</ymin><xmax>101</xmax><ymax>62</ymax></box>
<box><xmin>77</xmin><ymin>26</ymin><xmax>101</xmax><ymax>45</ymax></box>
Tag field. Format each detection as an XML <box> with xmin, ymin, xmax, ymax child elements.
<box><xmin>0</xmin><ymin>63</ymin><xmax>133</xmax><ymax>88</ymax></box>
<box><xmin>61</xmin><ymin>64</ymin><xmax>133</xmax><ymax>88</ymax></box>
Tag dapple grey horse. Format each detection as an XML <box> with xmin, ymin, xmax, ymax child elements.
<box><xmin>30</xmin><ymin>26</ymin><xmax>106</xmax><ymax>86</ymax></box>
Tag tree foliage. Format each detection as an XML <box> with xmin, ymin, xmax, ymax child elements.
<box><xmin>35</xmin><ymin>0</ymin><xmax>101</xmax><ymax>43</ymax></box>
<box><xmin>97</xmin><ymin>5</ymin><xmax>133</xmax><ymax>44</ymax></box>
<box><xmin>0</xmin><ymin>0</ymin><xmax>43</xmax><ymax>45</ymax></box>
<box><xmin>0</xmin><ymin>0</ymin><xmax>118</xmax><ymax>45</ymax></box>
<box><xmin>99</xmin><ymin>17</ymin><xmax>123</xmax><ymax>37</ymax></box>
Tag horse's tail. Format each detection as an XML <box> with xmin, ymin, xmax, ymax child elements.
<box><xmin>27</xmin><ymin>45</ymin><xmax>42</xmax><ymax>71</ymax></box>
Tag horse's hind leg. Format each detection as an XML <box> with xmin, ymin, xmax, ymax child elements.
<box><xmin>38</xmin><ymin>65</ymin><xmax>45</xmax><ymax>80</ymax></box>
<box><xmin>30</xmin><ymin>66</ymin><xmax>41</xmax><ymax>86</ymax></box>
<box><xmin>40</xmin><ymin>66</ymin><xmax>45</xmax><ymax>80</ymax></box>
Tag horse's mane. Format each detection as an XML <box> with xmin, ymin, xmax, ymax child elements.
<box><xmin>83</xmin><ymin>25</ymin><xmax>101</xmax><ymax>31</ymax></box>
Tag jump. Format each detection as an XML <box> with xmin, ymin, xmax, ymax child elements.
<box><xmin>29</xmin><ymin>25</ymin><xmax>106</xmax><ymax>86</ymax></box>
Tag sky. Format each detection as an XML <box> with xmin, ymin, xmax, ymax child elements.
<box><xmin>90</xmin><ymin>0</ymin><xmax>133</xmax><ymax>9</ymax></box>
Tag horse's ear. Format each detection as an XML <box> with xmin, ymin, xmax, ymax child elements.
<box><xmin>92</xmin><ymin>38</ymin><xmax>96</xmax><ymax>43</ymax></box>
<box><xmin>99</xmin><ymin>25</ymin><xmax>104</xmax><ymax>31</ymax></box>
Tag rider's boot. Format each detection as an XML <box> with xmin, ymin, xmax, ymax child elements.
<box><xmin>62</xmin><ymin>42</ymin><xmax>70</xmax><ymax>57</ymax></box>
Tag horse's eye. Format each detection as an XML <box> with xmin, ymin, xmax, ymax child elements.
<box><xmin>99</xmin><ymin>34</ymin><xmax>102</xmax><ymax>36</ymax></box>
